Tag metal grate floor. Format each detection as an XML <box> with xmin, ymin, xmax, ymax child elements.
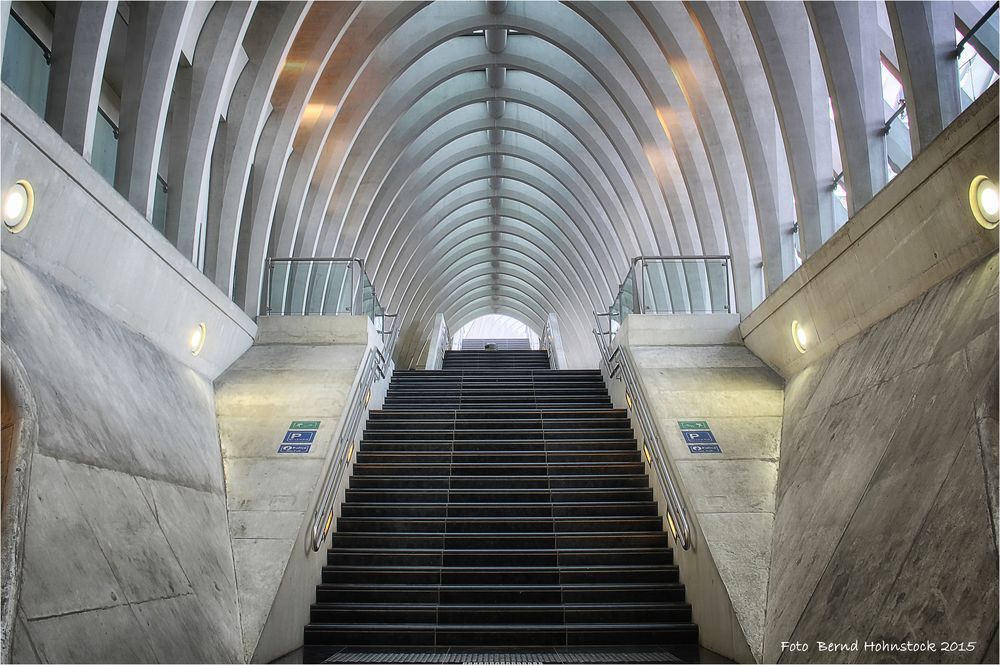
<box><xmin>321</xmin><ymin>650</ymin><xmax>685</xmax><ymax>664</ymax></box>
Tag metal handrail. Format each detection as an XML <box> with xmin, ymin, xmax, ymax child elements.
<box><xmin>540</xmin><ymin>319</ymin><xmax>558</xmax><ymax>369</ymax></box>
<box><xmin>306</xmin><ymin>314</ymin><xmax>400</xmax><ymax>552</ymax></box>
<box><xmin>593</xmin><ymin>312</ymin><xmax>692</xmax><ymax>550</ymax></box>
<box><xmin>377</xmin><ymin>313</ymin><xmax>399</xmax><ymax>347</ymax></box>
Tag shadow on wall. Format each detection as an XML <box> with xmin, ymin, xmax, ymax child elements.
<box><xmin>765</xmin><ymin>254</ymin><xmax>1000</xmax><ymax>663</ymax></box>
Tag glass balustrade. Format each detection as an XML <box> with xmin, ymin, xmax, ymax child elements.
<box><xmin>604</xmin><ymin>256</ymin><xmax>733</xmax><ymax>337</ymax></box>
<box><xmin>265</xmin><ymin>258</ymin><xmax>383</xmax><ymax>321</ymax></box>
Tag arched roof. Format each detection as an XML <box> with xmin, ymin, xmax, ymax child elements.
<box><xmin>7</xmin><ymin>0</ymin><xmax>994</xmax><ymax>359</ymax></box>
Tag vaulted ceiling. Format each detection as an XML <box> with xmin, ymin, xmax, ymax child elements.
<box><xmin>9</xmin><ymin>0</ymin><xmax>996</xmax><ymax>355</ymax></box>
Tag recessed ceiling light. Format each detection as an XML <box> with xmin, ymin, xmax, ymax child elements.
<box><xmin>791</xmin><ymin>320</ymin><xmax>808</xmax><ymax>354</ymax></box>
<box><xmin>190</xmin><ymin>322</ymin><xmax>207</xmax><ymax>356</ymax></box>
<box><xmin>970</xmin><ymin>175</ymin><xmax>999</xmax><ymax>229</ymax></box>
<box><xmin>3</xmin><ymin>180</ymin><xmax>34</xmax><ymax>233</ymax></box>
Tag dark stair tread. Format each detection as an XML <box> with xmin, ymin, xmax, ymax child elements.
<box><xmin>317</xmin><ymin>582</ymin><xmax>686</xmax><ymax>589</ymax></box>
<box><xmin>309</xmin><ymin>601</ymin><xmax>688</xmax><ymax>608</ymax></box>
<box><xmin>305</xmin><ymin>622</ymin><xmax>698</xmax><ymax>631</ymax></box>
<box><xmin>302</xmin><ymin>350</ymin><xmax>699</xmax><ymax>658</ymax></box>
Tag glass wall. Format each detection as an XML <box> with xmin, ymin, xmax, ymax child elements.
<box><xmin>151</xmin><ymin>176</ymin><xmax>168</xmax><ymax>235</ymax></box>
<box><xmin>92</xmin><ymin>108</ymin><xmax>119</xmax><ymax>185</ymax></box>
<box><xmin>957</xmin><ymin>19</ymin><xmax>1000</xmax><ymax>109</ymax></box>
<box><xmin>1</xmin><ymin>12</ymin><xmax>49</xmax><ymax>117</ymax></box>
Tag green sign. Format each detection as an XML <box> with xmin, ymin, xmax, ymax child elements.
<box><xmin>290</xmin><ymin>420</ymin><xmax>321</xmax><ymax>430</ymax></box>
<box><xmin>678</xmin><ymin>420</ymin><xmax>710</xmax><ymax>430</ymax></box>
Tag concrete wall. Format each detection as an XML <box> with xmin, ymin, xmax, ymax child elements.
<box><xmin>765</xmin><ymin>254</ymin><xmax>998</xmax><ymax>663</ymax></box>
<box><xmin>215</xmin><ymin>316</ymin><xmax>389</xmax><ymax>662</ymax></box>
<box><xmin>729</xmin><ymin>82</ymin><xmax>1000</xmax><ymax>662</ymax></box>
<box><xmin>3</xmin><ymin>255</ymin><xmax>243</xmax><ymax>663</ymax></box>
<box><xmin>741</xmin><ymin>84</ymin><xmax>998</xmax><ymax>379</ymax></box>
<box><xmin>1</xmin><ymin>86</ymin><xmax>256</xmax><ymax>381</ymax></box>
<box><xmin>612</xmin><ymin>314</ymin><xmax>782</xmax><ymax>663</ymax></box>
<box><xmin>1</xmin><ymin>79</ymin><xmax>258</xmax><ymax>663</ymax></box>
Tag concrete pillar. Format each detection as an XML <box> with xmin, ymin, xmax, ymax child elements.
<box><xmin>687</xmin><ymin>1</ymin><xmax>798</xmax><ymax>295</ymax></box>
<box><xmin>886</xmin><ymin>0</ymin><xmax>962</xmax><ymax>153</ymax></box>
<box><xmin>165</xmin><ymin>1</ymin><xmax>254</xmax><ymax>262</ymax></box>
<box><xmin>45</xmin><ymin>1</ymin><xmax>117</xmax><ymax>161</ymax></box>
<box><xmin>203</xmin><ymin>2</ymin><xmax>308</xmax><ymax>295</ymax></box>
<box><xmin>743</xmin><ymin>1</ymin><xmax>837</xmax><ymax>257</ymax></box>
<box><xmin>114</xmin><ymin>1</ymin><xmax>192</xmax><ymax>219</ymax></box>
<box><xmin>807</xmin><ymin>1</ymin><xmax>889</xmax><ymax>215</ymax></box>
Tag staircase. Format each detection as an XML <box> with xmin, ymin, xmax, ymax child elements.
<box><xmin>303</xmin><ymin>348</ymin><xmax>699</xmax><ymax>663</ymax></box>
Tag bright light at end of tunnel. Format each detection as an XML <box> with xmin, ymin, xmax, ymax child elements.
<box><xmin>791</xmin><ymin>320</ymin><xmax>808</xmax><ymax>354</ymax></box>
<box><xmin>190</xmin><ymin>322</ymin><xmax>207</xmax><ymax>356</ymax></box>
<box><xmin>3</xmin><ymin>180</ymin><xmax>34</xmax><ymax>233</ymax></box>
<box><xmin>970</xmin><ymin>175</ymin><xmax>999</xmax><ymax>229</ymax></box>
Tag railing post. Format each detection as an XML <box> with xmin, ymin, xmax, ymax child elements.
<box><xmin>635</xmin><ymin>258</ymin><xmax>644</xmax><ymax>314</ymax></box>
<box><xmin>350</xmin><ymin>259</ymin><xmax>361</xmax><ymax>315</ymax></box>
<box><xmin>725</xmin><ymin>258</ymin><xmax>732</xmax><ymax>313</ymax></box>
<box><xmin>264</xmin><ymin>259</ymin><xmax>273</xmax><ymax>316</ymax></box>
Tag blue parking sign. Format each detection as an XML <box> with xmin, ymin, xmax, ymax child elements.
<box><xmin>283</xmin><ymin>430</ymin><xmax>316</xmax><ymax>443</ymax></box>
<box><xmin>682</xmin><ymin>430</ymin><xmax>717</xmax><ymax>444</ymax></box>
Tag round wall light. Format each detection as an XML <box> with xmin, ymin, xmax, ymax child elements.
<box><xmin>969</xmin><ymin>175</ymin><xmax>999</xmax><ymax>229</ymax></box>
<box><xmin>190</xmin><ymin>322</ymin><xmax>207</xmax><ymax>356</ymax></box>
<box><xmin>791</xmin><ymin>320</ymin><xmax>808</xmax><ymax>354</ymax></box>
<box><xmin>3</xmin><ymin>180</ymin><xmax>34</xmax><ymax>233</ymax></box>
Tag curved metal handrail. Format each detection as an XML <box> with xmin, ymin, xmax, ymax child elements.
<box><xmin>306</xmin><ymin>314</ymin><xmax>400</xmax><ymax>552</ymax></box>
<box><xmin>540</xmin><ymin>319</ymin><xmax>558</xmax><ymax>369</ymax></box>
<box><xmin>593</xmin><ymin>311</ymin><xmax>692</xmax><ymax>550</ymax></box>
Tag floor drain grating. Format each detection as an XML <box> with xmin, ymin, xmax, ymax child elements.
<box><xmin>322</xmin><ymin>651</ymin><xmax>684</xmax><ymax>664</ymax></box>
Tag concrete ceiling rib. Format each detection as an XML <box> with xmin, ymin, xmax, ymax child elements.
<box><xmin>29</xmin><ymin>0</ymin><xmax>955</xmax><ymax>350</ymax></box>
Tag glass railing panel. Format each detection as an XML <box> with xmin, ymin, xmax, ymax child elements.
<box><xmin>266</xmin><ymin>258</ymin><xmax>386</xmax><ymax>321</ymax></box>
<box><xmin>284</xmin><ymin>261</ymin><xmax>312</xmax><ymax>315</ymax></box>
<box><xmin>321</xmin><ymin>263</ymin><xmax>353</xmax><ymax>315</ymax></box>
<box><xmin>682</xmin><ymin>260</ymin><xmax>710</xmax><ymax>313</ymax></box>
<box><xmin>268</xmin><ymin>261</ymin><xmax>291</xmax><ymax>315</ymax></box>
<box><xmin>620</xmin><ymin>267</ymin><xmax>635</xmax><ymax>317</ymax></box>
<box><xmin>642</xmin><ymin>261</ymin><xmax>673</xmax><ymax>313</ymax></box>
<box><xmin>303</xmin><ymin>262</ymin><xmax>332</xmax><ymax>315</ymax></box>
<box><xmin>705</xmin><ymin>257</ymin><xmax>730</xmax><ymax>313</ymax></box>
<box><xmin>361</xmin><ymin>273</ymin><xmax>375</xmax><ymax>319</ymax></box>
<box><xmin>608</xmin><ymin>256</ymin><xmax>732</xmax><ymax>320</ymax></box>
